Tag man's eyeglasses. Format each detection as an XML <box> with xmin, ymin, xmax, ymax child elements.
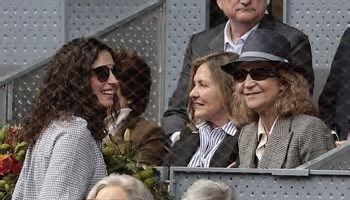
<box><xmin>232</xmin><ymin>67</ymin><xmax>278</xmax><ymax>82</ymax></box>
<box><xmin>91</xmin><ymin>65</ymin><xmax>120</xmax><ymax>82</ymax></box>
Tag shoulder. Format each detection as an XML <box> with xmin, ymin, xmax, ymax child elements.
<box><xmin>43</xmin><ymin>116</ymin><xmax>95</xmax><ymax>148</ymax></box>
<box><xmin>191</xmin><ymin>23</ymin><xmax>225</xmax><ymax>41</ymax></box>
<box><xmin>291</xmin><ymin>114</ymin><xmax>326</xmax><ymax>126</ymax></box>
<box><xmin>290</xmin><ymin>114</ymin><xmax>331</xmax><ymax>136</ymax></box>
<box><xmin>260</xmin><ymin>14</ymin><xmax>308</xmax><ymax>41</ymax></box>
<box><xmin>171</xmin><ymin>127</ymin><xmax>198</xmax><ymax>147</ymax></box>
<box><xmin>130</xmin><ymin>117</ymin><xmax>165</xmax><ymax>139</ymax></box>
<box><xmin>343</xmin><ymin>27</ymin><xmax>350</xmax><ymax>37</ymax></box>
<box><xmin>239</xmin><ymin>122</ymin><xmax>258</xmax><ymax>135</ymax></box>
<box><xmin>134</xmin><ymin>117</ymin><xmax>164</xmax><ymax>133</ymax></box>
<box><xmin>51</xmin><ymin>116</ymin><xmax>91</xmax><ymax>138</ymax></box>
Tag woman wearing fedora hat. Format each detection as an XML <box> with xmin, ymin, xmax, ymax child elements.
<box><xmin>222</xmin><ymin>29</ymin><xmax>335</xmax><ymax>169</ymax></box>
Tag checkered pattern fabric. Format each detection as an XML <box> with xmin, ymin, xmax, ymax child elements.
<box><xmin>239</xmin><ymin>114</ymin><xmax>336</xmax><ymax>169</ymax></box>
<box><xmin>12</xmin><ymin>117</ymin><xmax>107</xmax><ymax>200</ymax></box>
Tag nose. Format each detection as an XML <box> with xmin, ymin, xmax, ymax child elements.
<box><xmin>107</xmin><ymin>71</ymin><xmax>118</xmax><ymax>85</ymax></box>
<box><xmin>189</xmin><ymin>86</ymin><xmax>199</xmax><ymax>99</ymax></box>
<box><xmin>242</xmin><ymin>74</ymin><xmax>256</xmax><ymax>88</ymax></box>
<box><xmin>240</xmin><ymin>0</ymin><xmax>251</xmax><ymax>5</ymax></box>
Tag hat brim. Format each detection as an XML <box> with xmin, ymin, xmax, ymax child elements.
<box><xmin>221</xmin><ymin>59</ymin><xmax>289</xmax><ymax>76</ymax></box>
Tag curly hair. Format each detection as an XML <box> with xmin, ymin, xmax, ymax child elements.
<box><xmin>114</xmin><ymin>49</ymin><xmax>151</xmax><ymax>115</ymax></box>
<box><xmin>233</xmin><ymin>64</ymin><xmax>317</xmax><ymax>127</ymax></box>
<box><xmin>187</xmin><ymin>52</ymin><xmax>239</xmax><ymax>127</ymax></box>
<box><xmin>22</xmin><ymin>37</ymin><xmax>117</xmax><ymax>146</ymax></box>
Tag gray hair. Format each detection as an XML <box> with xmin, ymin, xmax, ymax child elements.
<box><xmin>181</xmin><ymin>179</ymin><xmax>234</xmax><ymax>200</ymax></box>
<box><xmin>87</xmin><ymin>173</ymin><xmax>154</xmax><ymax>200</ymax></box>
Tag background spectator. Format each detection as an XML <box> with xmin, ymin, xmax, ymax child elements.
<box><xmin>181</xmin><ymin>179</ymin><xmax>234</xmax><ymax>200</ymax></box>
<box><xmin>87</xmin><ymin>173</ymin><xmax>154</xmax><ymax>200</ymax></box>
<box><xmin>104</xmin><ymin>49</ymin><xmax>166</xmax><ymax>165</ymax></box>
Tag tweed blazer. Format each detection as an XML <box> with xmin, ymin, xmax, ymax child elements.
<box><xmin>239</xmin><ymin>114</ymin><xmax>336</xmax><ymax>169</ymax></box>
<box><xmin>162</xmin><ymin>14</ymin><xmax>313</xmax><ymax>136</ymax></box>
<box><xmin>107</xmin><ymin>115</ymin><xmax>167</xmax><ymax>165</ymax></box>
<box><xmin>318</xmin><ymin>28</ymin><xmax>350</xmax><ymax>140</ymax></box>
<box><xmin>162</xmin><ymin>127</ymin><xmax>239</xmax><ymax>167</ymax></box>
<box><xmin>13</xmin><ymin>117</ymin><xmax>106</xmax><ymax>200</ymax></box>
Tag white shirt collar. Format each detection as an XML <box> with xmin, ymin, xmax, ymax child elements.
<box><xmin>257</xmin><ymin>116</ymin><xmax>279</xmax><ymax>137</ymax></box>
<box><xmin>223</xmin><ymin>20</ymin><xmax>259</xmax><ymax>53</ymax></box>
<box><xmin>196</xmin><ymin>121</ymin><xmax>238</xmax><ymax>137</ymax></box>
<box><xmin>116</xmin><ymin>108</ymin><xmax>133</xmax><ymax>124</ymax></box>
<box><xmin>106</xmin><ymin>108</ymin><xmax>133</xmax><ymax>134</ymax></box>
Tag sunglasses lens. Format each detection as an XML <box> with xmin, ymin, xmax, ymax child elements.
<box><xmin>233</xmin><ymin>70</ymin><xmax>248</xmax><ymax>82</ymax></box>
<box><xmin>111</xmin><ymin>65</ymin><xmax>121</xmax><ymax>79</ymax></box>
<box><xmin>250</xmin><ymin>68</ymin><xmax>277</xmax><ymax>81</ymax></box>
<box><xmin>93</xmin><ymin>66</ymin><xmax>110</xmax><ymax>82</ymax></box>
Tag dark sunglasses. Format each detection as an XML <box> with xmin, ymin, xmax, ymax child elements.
<box><xmin>232</xmin><ymin>67</ymin><xmax>278</xmax><ymax>82</ymax></box>
<box><xmin>91</xmin><ymin>65</ymin><xmax>120</xmax><ymax>82</ymax></box>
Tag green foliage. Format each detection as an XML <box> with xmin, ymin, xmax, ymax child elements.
<box><xmin>0</xmin><ymin>125</ymin><xmax>27</xmax><ymax>200</ymax></box>
<box><xmin>102</xmin><ymin>133</ymin><xmax>174</xmax><ymax>200</ymax></box>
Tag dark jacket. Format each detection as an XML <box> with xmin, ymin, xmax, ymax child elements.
<box><xmin>162</xmin><ymin>14</ymin><xmax>313</xmax><ymax>137</ymax></box>
<box><xmin>108</xmin><ymin>114</ymin><xmax>167</xmax><ymax>165</ymax></box>
<box><xmin>162</xmin><ymin>127</ymin><xmax>239</xmax><ymax>167</ymax></box>
<box><xmin>318</xmin><ymin>28</ymin><xmax>350</xmax><ymax>140</ymax></box>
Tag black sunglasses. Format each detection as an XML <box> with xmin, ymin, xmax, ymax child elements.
<box><xmin>91</xmin><ymin>65</ymin><xmax>120</xmax><ymax>82</ymax></box>
<box><xmin>232</xmin><ymin>67</ymin><xmax>278</xmax><ymax>82</ymax></box>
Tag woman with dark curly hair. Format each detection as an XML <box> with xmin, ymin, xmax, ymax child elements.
<box><xmin>13</xmin><ymin>37</ymin><xmax>118</xmax><ymax>199</ymax></box>
<box><xmin>104</xmin><ymin>49</ymin><xmax>166</xmax><ymax>165</ymax></box>
<box><xmin>222</xmin><ymin>29</ymin><xmax>335</xmax><ymax>169</ymax></box>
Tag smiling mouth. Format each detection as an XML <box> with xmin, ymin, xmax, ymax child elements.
<box><xmin>193</xmin><ymin>102</ymin><xmax>204</xmax><ymax>107</ymax></box>
<box><xmin>101</xmin><ymin>89</ymin><xmax>115</xmax><ymax>96</ymax></box>
<box><xmin>244</xmin><ymin>92</ymin><xmax>260</xmax><ymax>96</ymax></box>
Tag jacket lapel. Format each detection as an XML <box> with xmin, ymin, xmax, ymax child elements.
<box><xmin>239</xmin><ymin>123</ymin><xmax>259</xmax><ymax>168</ymax></box>
<box><xmin>258</xmin><ymin>117</ymin><xmax>294</xmax><ymax>168</ymax></box>
<box><xmin>210</xmin><ymin>133</ymin><xmax>239</xmax><ymax>167</ymax></box>
<box><xmin>208</xmin><ymin>23</ymin><xmax>225</xmax><ymax>53</ymax></box>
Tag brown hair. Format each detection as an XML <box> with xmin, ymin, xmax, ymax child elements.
<box><xmin>114</xmin><ymin>49</ymin><xmax>151</xmax><ymax>116</ymax></box>
<box><xmin>22</xmin><ymin>37</ymin><xmax>116</xmax><ymax>146</ymax></box>
<box><xmin>187</xmin><ymin>52</ymin><xmax>239</xmax><ymax>127</ymax></box>
<box><xmin>233</xmin><ymin>65</ymin><xmax>317</xmax><ymax>126</ymax></box>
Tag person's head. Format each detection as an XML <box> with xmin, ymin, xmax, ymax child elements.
<box><xmin>188</xmin><ymin>52</ymin><xmax>239</xmax><ymax>127</ymax></box>
<box><xmin>114</xmin><ymin>49</ymin><xmax>151</xmax><ymax>115</ymax></box>
<box><xmin>216</xmin><ymin>0</ymin><xmax>269</xmax><ymax>25</ymax></box>
<box><xmin>87</xmin><ymin>174</ymin><xmax>154</xmax><ymax>200</ymax></box>
<box><xmin>181</xmin><ymin>179</ymin><xmax>234</xmax><ymax>200</ymax></box>
<box><xmin>22</xmin><ymin>37</ymin><xmax>118</xmax><ymax>146</ymax></box>
<box><xmin>222</xmin><ymin>30</ymin><xmax>316</xmax><ymax>125</ymax></box>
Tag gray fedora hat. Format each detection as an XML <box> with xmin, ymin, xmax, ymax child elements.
<box><xmin>222</xmin><ymin>29</ymin><xmax>293</xmax><ymax>75</ymax></box>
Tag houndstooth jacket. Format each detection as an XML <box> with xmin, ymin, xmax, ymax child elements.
<box><xmin>239</xmin><ymin>114</ymin><xmax>336</xmax><ymax>169</ymax></box>
<box><xmin>12</xmin><ymin>116</ymin><xmax>107</xmax><ymax>200</ymax></box>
